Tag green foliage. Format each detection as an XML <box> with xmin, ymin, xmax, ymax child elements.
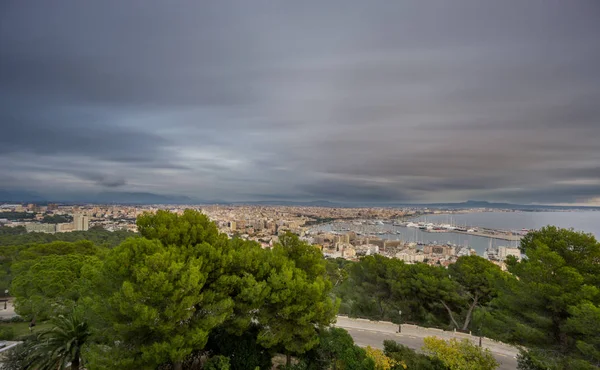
<box><xmin>422</xmin><ymin>337</ymin><xmax>499</xmax><ymax>370</ymax></box>
<box><xmin>3</xmin><ymin>211</ymin><xmax>343</xmax><ymax>369</ymax></box>
<box><xmin>14</xmin><ymin>212</ymin><xmax>600</xmax><ymax>370</ymax></box>
<box><xmin>566</xmin><ymin>302</ymin><xmax>600</xmax><ymax>365</ymax></box>
<box><xmin>136</xmin><ymin>209</ymin><xmax>225</xmax><ymax>249</ymax></box>
<box><xmin>299</xmin><ymin>327</ymin><xmax>375</xmax><ymax>370</ymax></box>
<box><xmin>517</xmin><ymin>349</ymin><xmax>563</xmax><ymax>370</ymax></box>
<box><xmin>365</xmin><ymin>346</ymin><xmax>400</xmax><ymax>370</ymax></box>
<box><xmin>88</xmin><ymin>235</ymin><xmax>233</xmax><ymax>368</ymax></box>
<box><xmin>41</xmin><ymin>214</ymin><xmax>73</xmax><ymax>224</ymax></box>
<box><xmin>0</xmin><ymin>229</ymin><xmax>131</xmax><ymax>292</ymax></box>
<box><xmin>0</xmin><ymin>225</ymin><xmax>27</xmax><ymax>235</ymax></box>
<box><xmin>1</xmin><ymin>340</ymin><xmax>32</xmax><ymax>370</ymax></box>
<box><xmin>204</xmin><ymin>355</ymin><xmax>231</xmax><ymax>370</ymax></box>
<box><xmin>0</xmin><ymin>325</ymin><xmax>16</xmax><ymax>340</ymax></box>
<box><xmin>0</xmin><ymin>239</ymin><xmax>105</xmax><ymax>295</ymax></box>
<box><xmin>383</xmin><ymin>340</ymin><xmax>448</xmax><ymax>370</ymax></box>
<box><xmin>10</xmin><ymin>247</ymin><xmax>103</xmax><ymax>320</ymax></box>
<box><xmin>256</xmin><ymin>233</ymin><xmax>338</xmax><ymax>358</ymax></box>
<box><xmin>0</xmin><ymin>213</ymin><xmax>35</xmax><ymax>221</ymax></box>
<box><xmin>325</xmin><ymin>258</ymin><xmax>350</xmax><ymax>288</ymax></box>
<box><xmin>205</xmin><ymin>325</ymin><xmax>273</xmax><ymax>370</ymax></box>
<box><xmin>332</xmin><ymin>226</ymin><xmax>600</xmax><ymax>370</ymax></box>
<box><xmin>447</xmin><ymin>255</ymin><xmax>504</xmax><ymax>330</ymax></box>
<box><xmin>0</xmin><ymin>227</ymin><xmax>135</xmax><ymax>247</ymax></box>
<box><xmin>333</xmin><ymin>255</ymin><xmax>462</xmax><ymax>328</ymax></box>
<box><xmin>481</xmin><ymin>227</ymin><xmax>600</xmax><ymax>368</ymax></box>
<box><xmin>21</xmin><ymin>314</ymin><xmax>91</xmax><ymax>370</ymax></box>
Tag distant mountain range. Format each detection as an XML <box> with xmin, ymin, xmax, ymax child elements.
<box><xmin>405</xmin><ymin>200</ymin><xmax>600</xmax><ymax>210</ymax></box>
<box><xmin>0</xmin><ymin>190</ymin><xmax>46</xmax><ymax>203</ymax></box>
<box><xmin>1</xmin><ymin>190</ymin><xmax>599</xmax><ymax>210</ymax></box>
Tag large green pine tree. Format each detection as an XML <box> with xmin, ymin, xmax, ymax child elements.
<box><xmin>482</xmin><ymin>227</ymin><xmax>600</xmax><ymax>369</ymax></box>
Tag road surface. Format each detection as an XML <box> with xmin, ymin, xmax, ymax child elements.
<box><xmin>334</xmin><ymin>316</ymin><xmax>518</xmax><ymax>370</ymax></box>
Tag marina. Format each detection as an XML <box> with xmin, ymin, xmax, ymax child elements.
<box><xmin>309</xmin><ymin>219</ymin><xmax>524</xmax><ymax>256</ymax></box>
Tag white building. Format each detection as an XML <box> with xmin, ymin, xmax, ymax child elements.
<box><xmin>497</xmin><ymin>246</ymin><xmax>521</xmax><ymax>261</ymax></box>
<box><xmin>395</xmin><ymin>251</ymin><xmax>425</xmax><ymax>263</ymax></box>
<box><xmin>73</xmin><ymin>213</ymin><xmax>89</xmax><ymax>231</ymax></box>
<box><xmin>25</xmin><ymin>223</ymin><xmax>57</xmax><ymax>233</ymax></box>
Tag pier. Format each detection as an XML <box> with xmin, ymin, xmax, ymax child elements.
<box><xmin>451</xmin><ymin>229</ymin><xmax>523</xmax><ymax>241</ymax></box>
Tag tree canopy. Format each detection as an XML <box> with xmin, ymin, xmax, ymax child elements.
<box><xmin>5</xmin><ymin>214</ymin><xmax>600</xmax><ymax>370</ymax></box>
<box><xmin>477</xmin><ymin>226</ymin><xmax>600</xmax><ymax>369</ymax></box>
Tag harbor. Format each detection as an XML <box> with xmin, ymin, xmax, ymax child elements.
<box><xmin>309</xmin><ymin>219</ymin><xmax>524</xmax><ymax>256</ymax></box>
<box><xmin>316</xmin><ymin>219</ymin><xmax>525</xmax><ymax>241</ymax></box>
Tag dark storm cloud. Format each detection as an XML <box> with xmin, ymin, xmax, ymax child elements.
<box><xmin>299</xmin><ymin>178</ymin><xmax>412</xmax><ymax>203</ymax></box>
<box><xmin>72</xmin><ymin>172</ymin><xmax>127</xmax><ymax>188</ymax></box>
<box><xmin>1</xmin><ymin>1</ymin><xmax>600</xmax><ymax>203</ymax></box>
<box><xmin>494</xmin><ymin>184</ymin><xmax>600</xmax><ymax>205</ymax></box>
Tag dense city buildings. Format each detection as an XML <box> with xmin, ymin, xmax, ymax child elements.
<box><xmin>0</xmin><ymin>203</ymin><xmax>522</xmax><ymax>267</ymax></box>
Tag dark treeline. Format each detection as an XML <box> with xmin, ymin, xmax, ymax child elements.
<box><xmin>0</xmin><ymin>212</ymin><xmax>36</xmax><ymax>221</ymax></box>
<box><xmin>0</xmin><ymin>225</ymin><xmax>135</xmax><ymax>247</ymax></box>
<box><xmin>40</xmin><ymin>214</ymin><xmax>73</xmax><ymax>224</ymax></box>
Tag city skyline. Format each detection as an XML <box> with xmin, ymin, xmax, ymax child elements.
<box><xmin>1</xmin><ymin>1</ymin><xmax>600</xmax><ymax>205</ymax></box>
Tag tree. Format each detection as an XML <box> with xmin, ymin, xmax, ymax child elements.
<box><xmin>299</xmin><ymin>327</ymin><xmax>375</xmax><ymax>370</ymax></box>
<box><xmin>447</xmin><ymin>255</ymin><xmax>503</xmax><ymax>331</ymax></box>
<box><xmin>402</xmin><ymin>262</ymin><xmax>463</xmax><ymax>328</ymax></box>
<box><xmin>11</xmin><ymin>253</ymin><xmax>102</xmax><ymax>320</ymax></box>
<box><xmin>565</xmin><ymin>302</ymin><xmax>600</xmax><ymax>367</ymax></box>
<box><xmin>325</xmin><ymin>258</ymin><xmax>350</xmax><ymax>288</ymax></box>
<box><xmin>88</xmin><ymin>210</ymin><xmax>237</xmax><ymax>370</ymax></box>
<box><xmin>481</xmin><ymin>227</ymin><xmax>600</xmax><ymax>368</ymax></box>
<box><xmin>22</xmin><ymin>314</ymin><xmax>91</xmax><ymax>370</ymax></box>
<box><xmin>422</xmin><ymin>337</ymin><xmax>498</xmax><ymax>370</ymax></box>
<box><xmin>89</xmin><ymin>236</ymin><xmax>232</xmax><ymax>369</ymax></box>
<box><xmin>1</xmin><ymin>240</ymin><xmax>103</xmax><ymax>294</ymax></box>
<box><xmin>0</xmin><ymin>228</ymin><xmax>135</xmax><ymax>247</ymax></box>
<box><xmin>204</xmin><ymin>355</ymin><xmax>231</xmax><ymax>370</ymax></box>
<box><xmin>256</xmin><ymin>234</ymin><xmax>338</xmax><ymax>366</ymax></box>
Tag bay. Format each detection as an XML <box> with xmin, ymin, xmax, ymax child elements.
<box><xmin>312</xmin><ymin>211</ymin><xmax>600</xmax><ymax>257</ymax></box>
<box><xmin>414</xmin><ymin>211</ymin><xmax>600</xmax><ymax>237</ymax></box>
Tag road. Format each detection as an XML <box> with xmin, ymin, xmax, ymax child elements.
<box><xmin>334</xmin><ymin>316</ymin><xmax>518</xmax><ymax>370</ymax></box>
<box><xmin>1</xmin><ymin>303</ymin><xmax>519</xmax><ymax>369</ymax></box>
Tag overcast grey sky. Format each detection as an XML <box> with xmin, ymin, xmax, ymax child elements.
<box><xmin>1</xmin><ymin>1</ymin><xmax>599</xmax><ymax>204</ymax></box>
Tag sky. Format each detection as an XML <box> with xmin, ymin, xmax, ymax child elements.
<box><xmin>1</xmin><ymin>1</ymin><xmax>600</xmax><ymax>205</ymax></box>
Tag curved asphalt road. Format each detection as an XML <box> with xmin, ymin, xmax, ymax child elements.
<box><xmin>334</xmin><ymin>316</ymin><xmax>518</xmax><ymax>370</ymax></box>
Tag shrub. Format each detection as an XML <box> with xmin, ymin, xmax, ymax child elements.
<box><xmin>204</xmin><ymin>355</ymin><xmax>230</xmax><ymax>370</ymax></box>
<box><xmin>0</xmin><ymin>325</ymin><xmax>16</xmax><ymax>340</ymax></box>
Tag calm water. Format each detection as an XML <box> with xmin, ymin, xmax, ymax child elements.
<box><xmin>313</xmin><ymin>211</ymin><xmax>600</xmax><ymax>256</ymax></box>
<box><xmin>414</xmin><ymin>211</ymin><xmax>600</xmax><ymax>237</ymax></box>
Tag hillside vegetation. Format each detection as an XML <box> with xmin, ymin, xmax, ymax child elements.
<box><xmin>0</xmin><ymin>212</ymin><xmax>598</xmax><ymax>369</ymax></box>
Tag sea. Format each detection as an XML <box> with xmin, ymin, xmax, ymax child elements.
<box><xmin>313</xmin><ymin>211</ymin><xmax>600</xmax><ymax>256</ymax></box>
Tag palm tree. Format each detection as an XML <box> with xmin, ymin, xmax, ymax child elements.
<box><xmin>23</xmin><ymin>313</ymin><xmax>90</xmax><ymax>370</ymax></box>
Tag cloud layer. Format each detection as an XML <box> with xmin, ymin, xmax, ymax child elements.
<box><xmin>1</xmin><ymin>1</ymin><xmax>599</xmax><ymax>204</ymax></box>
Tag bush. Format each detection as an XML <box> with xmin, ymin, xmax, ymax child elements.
<box><xmin>0</xmin><ymin>325</ymin><xmax>16</xmax><ymax>340</ymax></box>
<box><xmin>383</xmin><ymin>340</ymin><xmax>448</xmax><ymax>370</ymax></box>
<box><xmin>1</xmin><ymin>315</ymin><xmax>25</xmax><ymax>323</ymax></box>
<box><xmin>204</xmin><ymin>355</ymin><xmax>230</xmax><ymax>370</ymax></box>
